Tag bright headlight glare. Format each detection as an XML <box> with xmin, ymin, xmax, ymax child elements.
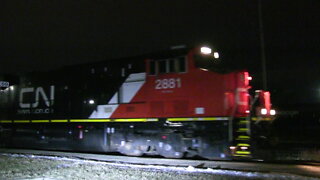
<box><xmin>261</xmin><ymin>108</ymin><xmax>267</xmax><ymax>115</ymax></box>
<box><xmin>270</xmin><ymin>109</ymin><xmax>276</xmax><ymax>115</ymax></box>
<box><xmin>213</xmin><ymin>52</ymin><xmax>219</xmax><ymax>58</ymax></box>
<box><xmin>200</xmin><ymin>47</ymin><xmax>212</xmax><ymax>54</ymax></box>
<box><xmin>240</xmin><ymin>146</ymin><xmax>248</xmax><ymax>150</ymax></box>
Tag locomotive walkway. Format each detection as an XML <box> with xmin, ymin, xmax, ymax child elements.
<box><xmin>0</xmin><ymin>148</ymin><xmax>319</xmax><ymax>178</ymax></box>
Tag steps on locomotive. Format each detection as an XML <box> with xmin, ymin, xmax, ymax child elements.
<box><xmin>231</xmin><ymin>118</ymin><xmax>252</xmax><ymax>158</ymax></box>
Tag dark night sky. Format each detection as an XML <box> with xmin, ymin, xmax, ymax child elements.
<box><xmin>1</xmin><ymin>0</ymin><xmax>320</xmax><ymax>106</ymax></box>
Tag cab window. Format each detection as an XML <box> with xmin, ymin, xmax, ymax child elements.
<box><xmin>158</xmin><ymin>60</ymin><xmax>167</xmax><ymax>74</ymax></box>
<box><xmin>149</xmin><ymin>61</ymin><xmax>156</xmax><ymax>75</ymax></box>
<box><xmin>149</xmin><ymin>57</ymin><xmax>186</xmax><ymax>75</ymax></box>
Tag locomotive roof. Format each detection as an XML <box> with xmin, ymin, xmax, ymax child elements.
<box><xmin>0</xmin><ymin>47</ymin><xmax>194</xmax><ymax>84</ymax></box>
<box><xmin>54</xmin><ymin>46</ymin><xmax>192</xmax><ymax>73</ymax></box>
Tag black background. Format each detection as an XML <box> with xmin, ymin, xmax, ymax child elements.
<box><xmin>1</xmin><ymin>0</ymin><xmax>320</xmax><ymax>107</ymax></box>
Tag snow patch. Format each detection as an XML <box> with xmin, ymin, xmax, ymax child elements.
<box><xmin>1</xmin><ymin>153</ymin><xmax>313</xmax><ymax>179</ymax></box>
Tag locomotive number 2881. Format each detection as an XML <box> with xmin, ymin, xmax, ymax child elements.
<box><xmin>155</xmin><ymin>78</ymin><xmax>181</xmax><ymax>89</ymax></box>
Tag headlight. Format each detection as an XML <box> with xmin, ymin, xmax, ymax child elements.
<box><xmin>213</xmin><ymin>52</ymin><xmax>219</xmax><ymax>59</ymax></box>
<box><xmin>261</xmin><ymin>108</ymin><xmax>267</xmax><ymax>115</ymax></box>
<box><xmin>270</xmin><ymin>109</ymin><xmax>276</xmax><ymax>115</ymax></box>
<box><xmin>200</xmin><ymin>47</ymin><xmax>212</xmax><ymax>55</ymax></box>
<box><xmin>240</xmin><ymin>146</ymin><xmax>248</xmax><ymax>150</ymax></box>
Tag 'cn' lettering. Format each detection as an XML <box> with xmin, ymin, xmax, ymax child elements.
<box><xmin>19</xmin><ymin>86</ymin><xmax>55</xmax><ymax>108</ymax></box>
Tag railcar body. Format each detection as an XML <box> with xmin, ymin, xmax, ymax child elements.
<box><xmin>0</xmin><ymin>46</ymin><xmax>275</xmax><ymax>159</ymax></box>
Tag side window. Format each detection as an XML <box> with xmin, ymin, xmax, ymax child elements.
<box><xmin>158</xmin><ymin>60</ymin><xmax>167</xmax><ymax>74</ymax></box>
<box><xmin>148</xmin><ymin>57</ymin><xmax>187</xmax><ymax>75</ymax></box>
<box><xmin>169</xmin><ymin>59</ymin><xmax>175</xmax><ymax>73</ymax></box>
<box><xmin>149</xmin><ymin>61</ymin><xmax>156</xmax><ymax>75</ymax></box>
<box><xmin>178</xmin><ymin>57</ymin><xmax>186</xmax><ymax>72</ymax></box>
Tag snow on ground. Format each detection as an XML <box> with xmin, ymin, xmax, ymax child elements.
<box><xmin>0</xmin><ymin>153</ymin><xmax>317</xmax><ymax>180</ymax></box>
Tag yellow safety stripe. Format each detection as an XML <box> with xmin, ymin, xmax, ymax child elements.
<box><xmin>3</xmin><ymin>117</ymin><xmax>271</xmax><ymax>123</ymax></box>
<box><xmin>167</xmin><ymin>117</ymin><xmax>229</xmax><ymax>121</ymax></box>
<box><xmin>0</xmin><ymin>120</ymin><xmax>12</xmax><ymax>123</ymax></box>
<box><xmin>51</xmin><ymin>120</ymin><xmax>68</xmax><ymax>123</ymax></box>
<box><xmin>238</xmin><ymin>120</ymin><xmax>248</xmax><ymax>124</ymax></box>
<box><xmin>0</xmin><ymin>118</ymin><xmax>159</xmax><ymax>123</ymax></box>
<box><xmin>233</xmin><ymin>154</ymin><xmax>251</xmax><ymax>157</ymax></box>
<box><xmin>113</xmin><ymin>118</ymin><xmax>156</xmax><ymax>122</ymax></box>
<box><xmin>236</xmin><ymin>135</ymin><xmax>250</xmax><ymax>140</ymax></box>
<box><xmin>70</xmin><ymin>119</ymin><xmax>111</xmax><ymax>122</ymax></box>
<box><xmin>252</xmin><ymin>117</ymin><xmax>273</xmax><ymax>121</ymax></box>
<box><xmin>237</xmin><ymin>143</ymin><xmax>250</xmax><ymax>147</ymax></box>
<box><xmin>70</xmin><ymin>118</ymin><xmax>158</xmax><ymax>122</ymax></box>
<box><xmin>235</xmin><ymin>151</ymin><xmax>251</xmax><ymax>155</ymax></box>
<box><xmin>237</xmin><ymin>128</ymin><xmax>248</xmax><ymax>132</ymax></box>
<box><xmin>13</xmin><ymin>120</ymin><xmax>30</xmax><ymax>123</ymax></box>
<box><xmin>235</xmin><ymin>117</ymin><xmax>274</xmax><ymax>122</ymax></box>
<box><xmin>31</xmin><ymin>120</ymin><xmax>50</xmax><ymax>123</ymax></box>
<box><xmin>239</xmin><ymin>117</ymin><xmax>247</xmax><ymax>119</ymax></box>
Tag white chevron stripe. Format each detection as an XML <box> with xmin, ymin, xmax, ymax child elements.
<box><xmin>89</xmin><ymin>73</ymin><xmax>146</xmax><ymax>118</ymax></box>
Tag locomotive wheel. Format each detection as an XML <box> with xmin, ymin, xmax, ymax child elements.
<box><xmin>118</xmin><ymin>142</ymin><xmax>143</xmax><ymax>156</ymax></box>
<box><xmin>157</xmin><ymin>143</ymin><xmax>184</xmax><ymax>158</ymax></box>
<box><xmin>198</xmin><ymin>138</ymin><xmax>227</xmax><ymax>160</ymax></box>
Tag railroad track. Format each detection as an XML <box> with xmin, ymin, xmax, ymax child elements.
<box><xmin>0</xmin><ymin>148</ymin><xmax>319</xmax><ymax>178</ymax></box>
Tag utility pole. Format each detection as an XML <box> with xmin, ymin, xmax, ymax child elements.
<box><xmin>258</xmin><ymin>0</ymin><xmax>268</xmax><ymax>90</ymax></box>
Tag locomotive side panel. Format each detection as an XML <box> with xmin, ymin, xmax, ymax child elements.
<box><xmin>0</xmin><ymin>46</ymin><xmax>275</xmax><ymax>160</ymax></box>
<box><xmin>2</xmin><ymin>59</ymin><xmax>146</xmax><ymax>120</ymax></box>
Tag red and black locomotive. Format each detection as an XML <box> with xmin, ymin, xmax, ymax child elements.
<box><xmin>0</xmin><ymin>46</ymin><xmax>275</xmax><ymax>159</ymax></box>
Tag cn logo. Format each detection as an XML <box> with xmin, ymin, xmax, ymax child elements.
<box><xmin>19</xmin><ymin>86</ymin><xmax>55</xmax><ymax>108</ymax></box>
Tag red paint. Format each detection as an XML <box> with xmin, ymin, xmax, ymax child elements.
<box><xmin>111</xmin><ymin>48</ymin><xmax>254</xmax><ymax>119</ymax></box>
<box><xmin>255</xmin><ymin>90</ymin><xmax>272</xmax><ymax>116</ymax></box>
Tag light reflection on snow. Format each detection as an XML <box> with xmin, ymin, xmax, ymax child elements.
<box><xmin>297</xmin><ymin>165</ymin><xmax>320</xmax><ymax>175</ymax></box>
<box><xmin>1</xmin><ymin>153</ymin><xmax>313</xmax><ymax>179</ymax></box>
<box><xmin>25</xmin><ymin>178</ymin><xmax>56</xmax><ymax>180</ymax></box>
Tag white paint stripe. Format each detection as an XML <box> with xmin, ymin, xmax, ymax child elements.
<box><xmin>89</xmin><ymin>73</ymin><xmax>146</xmax><ymax>119</ymax></box>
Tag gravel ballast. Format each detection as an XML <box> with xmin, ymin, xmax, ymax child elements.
<box><xmin>0</xmin><ymin>154</ymin><xmax>316</xmax><ymax>180</ymax></box>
